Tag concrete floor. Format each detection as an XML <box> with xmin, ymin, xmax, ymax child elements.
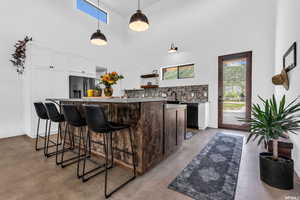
<box><xmin>0</xmin><ymin>128</ymin><xmax>299</xmax><ymax>200</ymax></box>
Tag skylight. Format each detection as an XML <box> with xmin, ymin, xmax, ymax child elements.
<box><xmin>77</xmin><ymin>0</ymin><xmax>109</xmax><ymax>24</ymax></box>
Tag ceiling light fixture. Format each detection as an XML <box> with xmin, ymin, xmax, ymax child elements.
<box><xmin>90</xmin><ymin>0</ymin><xmax>107</xmax><ymax>46</ymax></box>
<box><xmin>129</xmin><ymin>0</ymin><xmax>149</xmax><ymax>32</ymax></box>
<box><xmin>168</xmin><ymin>43</ymin><xmax>178</xmax><ymax>53</ymax></box>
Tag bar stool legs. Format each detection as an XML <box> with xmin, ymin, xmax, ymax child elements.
<box><xmin>59</xmin><ymin>124</ymin><xmax>86</xmax><ymax>168</ymax></box>
<box><xmin>35</xmin><ymin>117</ymin><xmax>57</xmax><ymax>156</ymax></box>
<box><xmin>78</xmin><ymin>127</ymin><xmax>136</xmax><ymax>199</ymax></box>
<box><xmin>103</xmin><ymin>128</ymin><xmax>136</xmax><ymax>199</ymax></box>
<box><xmin>35</xmin><ymin>118</ymin><xmax>49</xmax><ymax>152</ymax></box>
<box><xmin>77</xmin><ymin>127</ymin><xmax>87</xmax><ymax>178</ymax></box>
<box><xmin>44</xmin><ymin>121</ymin><xmax>63</xmax><ymax>158</ymax></box>
<box><xmin>80</xmin><ymin>133</ymin><xmax>108</xmax><ymax>182</ymax></box>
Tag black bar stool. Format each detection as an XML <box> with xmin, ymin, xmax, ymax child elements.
<box><xmin>33</xmin><ymin>102</ymin><xmax>56</xmax><ymax>154</ymax></box>
<box><xmin>83</xmin><ymin>105</ymin><xmax>136</xmax><ymax>199</ymax></box>
<box><xmin>44</xmin><ymin>103</ymin><xmax>65</xmax><ymax>163</ymax></box>
<box><xmin>60</xmin><ymin>104</ymin><xmax>88</xmax><ymax>172</ymax></box>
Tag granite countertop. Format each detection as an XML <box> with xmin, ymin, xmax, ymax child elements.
<box><xmin>46</xmin><ymin>97</ymin><xmax>168</xmax><ymax>103</ymax></box>
<box><xmin>181</xmin><ymin>101</ymin><xmax>209</xmax><ymax>104</ymax></box>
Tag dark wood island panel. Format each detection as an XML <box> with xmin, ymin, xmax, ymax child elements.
<box><xmin>58</xmin><ymin>100</ymin><xmax>168</xmax><ymax>174</ymax></box>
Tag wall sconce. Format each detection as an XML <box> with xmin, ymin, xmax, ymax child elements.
<box><xmin>168</xmin><ymin>43</ymin><xmax>178</xmax><ymax>53</ymax></box>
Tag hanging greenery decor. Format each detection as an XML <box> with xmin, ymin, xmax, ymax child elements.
<box><xmin>10</xmin><ymin>36</ymin><xmax>32</xmax><ymax>74</ymax></box>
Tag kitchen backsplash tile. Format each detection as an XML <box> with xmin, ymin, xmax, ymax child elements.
<box><xmin>125</xmin><ymin>85</ymin><xmax>208</xmax><ymax>102</ymax></box>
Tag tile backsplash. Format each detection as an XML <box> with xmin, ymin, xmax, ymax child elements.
<box><xmin>125</xmin><ymin>85</ymin><xmax>208</xmax><ymax>102</ymax></box>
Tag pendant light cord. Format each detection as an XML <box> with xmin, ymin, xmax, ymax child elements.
<box><xmin>97</xmin><ymin>0</ymin><xmax>100</xmax><ymax>29</ymax></box>
<box><xmin>138</xmin><ymin>0</ymin><xmax>140</xmax><ymax>10</ymax></box>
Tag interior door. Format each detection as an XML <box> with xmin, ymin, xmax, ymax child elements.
<box><xmin>218</xmin><ymin>51</ymin><xmax>252</xmax><ymax>131</ymax></box>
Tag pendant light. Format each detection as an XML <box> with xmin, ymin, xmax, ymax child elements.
<box><xmin>168</xmin><ymin>43</ymin><xmax>178</xmax><ymax>53</ymax></box>
<box><xmin>129</xmin><ymin>0</ymin><xmax>149</xmax><ymax>32</ymax></box>
<box><xmin>90</xmin><ymin>0</ymin><xmax>107</xmax><ymax>46</ymax></box>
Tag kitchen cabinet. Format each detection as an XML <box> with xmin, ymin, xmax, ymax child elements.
<box><xmin>26</xmin><ymin>67</ymin><xmax>68</xmax><ymax>137</ymax></box>
<box><xmin>67</xmin><ymin>56</ymin><xmax>96</xmax><ymax>78</ymax></box>
<box><xmin>164</xmin><ymin>104</ymin><xmax>187</xmax><ymax>157</ymax></box>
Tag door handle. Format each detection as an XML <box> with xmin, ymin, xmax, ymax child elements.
<box><xmin>218</xmin><ymin>96</ymin><xmax>223</xmax><ymax>102</ymax></box>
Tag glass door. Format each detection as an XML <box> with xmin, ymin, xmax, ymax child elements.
<box><xmin>218</xmin><ymin>51</ymin><xmax>252</xmax><ymax>130</ymax></box>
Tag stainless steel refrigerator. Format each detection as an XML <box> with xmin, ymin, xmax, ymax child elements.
<box><xmin>69</xmin><ymin>76</ymin><xmax>95</xmax><ymax>98</ymax></box>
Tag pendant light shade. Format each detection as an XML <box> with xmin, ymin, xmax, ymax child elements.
<box><xmin>90</xmin><ymin>0</ymin><xmax>107</xmax><ymax>46</ymax></box>
<box><xmin>90</xmin><ymin>29</ymin><xmax>107</xmax><ymax>46</ymax></box>
<box><xmin>129</xmin><ymin>0</ymin><xmax>149</xmax><ymax>32</ymax></box>
<box><xmin>168</xmin><ymin>43</ymin><xmax>178</xmax><ymax>53</ymax></box>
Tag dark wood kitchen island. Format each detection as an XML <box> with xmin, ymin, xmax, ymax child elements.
<box><xmin>47</xmin><ymin>98</ymin><xmax>187</xmax><ymax>175</ymax></box>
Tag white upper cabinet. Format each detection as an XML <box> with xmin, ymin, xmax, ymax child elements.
<box><xmin>66</xmin><ymin>55</ymin><xmax>96</xmax><ymax>78</ymax></box>
<box><xmin>26</xmin><ymin>45</ymin><xmax>51</xmax><ymax>68</ymax></box>
<box><xmin>50</xmin><ymin>52</ymin><xmax>68</xmax><ymax>70</ymax></box>
<box><xmin>26</xmin><ymin>45</ymin><xmax>96</xmax><ymax>78</ymax></box>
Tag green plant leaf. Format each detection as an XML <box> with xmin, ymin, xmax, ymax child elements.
<box><xmin>243</xmin><ymin>95</ymin><xmax>300</xmax><ymax>145</ymax></box>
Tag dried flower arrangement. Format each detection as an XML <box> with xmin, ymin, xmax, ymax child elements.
<box><xmin>10</xmin><ymin>36</ymin><xmax>32</xmax><ymax>74</ymax></box>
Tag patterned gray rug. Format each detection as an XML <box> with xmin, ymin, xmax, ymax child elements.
<box><xmin>168</xmin><ymin>133</ymin><xmax>244</xmax><ymax>200</ymax></box>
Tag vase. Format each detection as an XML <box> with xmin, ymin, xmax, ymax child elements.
<box><xmin>104</xmin><ymin>86</ymin><xmax>113</xmax><ymax>97</ymax></box>
<box><xmin>94</xmin><ymin>89</ymin><xmax>102</xmax><ymax>97</ymax></box>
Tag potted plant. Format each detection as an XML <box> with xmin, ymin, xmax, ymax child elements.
<box><xmin>100</xmin><ymin>72</ymin><xmax>124</xmax><ymax>97</ymax></box>
<box><xmin>242</xmin><ymin>95</ymin><xmax>300</xmax><ymax>190</ymax></box>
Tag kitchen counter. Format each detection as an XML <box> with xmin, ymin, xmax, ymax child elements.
<box><xmin>47</xmin><ymin>97</ymin><xmax>167</xmax><ymax>103</ymax></box>
<box><xmin>182</xmin><ymin>101</ymin><xmax>209</xmax><ymax>104</ymax></box>
<box><xmin>50</xmin><ymin>98</ymin><xmax>186</xmax><ymax>175</ymax></box>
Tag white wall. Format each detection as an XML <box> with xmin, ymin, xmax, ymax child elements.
<box><xmin>275</xmin><ymin>0</ymin><xmax>300</xmax><ymax>176</ymax></box>
<box><xmin>120</xmin><ymin>0</ymin><xmax>277</xmax><ymax>128</ymax></box>
<box><xmin>0</xmin><ymin>0</ymin><xmax>278</xmax><ymax>138</ymax></box>
<box><xmin>0</xmin><ymin>0</ymin><xmax>127</xmax><ymax>138</ymax></box>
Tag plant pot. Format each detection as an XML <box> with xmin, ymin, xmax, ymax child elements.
<box><xmin>259</xmin><ymin>152</ymin><xmax>294</xmax><ymax>190</ymax></box>
<box><xmin>104</xmin><ymin>86</ymin><xmax>113</xmax><ymax>97</ymax></box>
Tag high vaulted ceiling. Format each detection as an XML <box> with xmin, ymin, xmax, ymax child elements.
<box><xmin>88</xmin><ymin>0</ymin><xmax>161</xmax><ymax>16</ymax></box>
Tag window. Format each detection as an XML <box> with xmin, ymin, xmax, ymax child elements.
<box><xmin>77</xmin><ymin>0</ymin><xmax>108</xmax><ymax>24</ymax></box>
<box><xmin>162</xmin><ymin>64</ymin><xmax>195</xmax><ymax>80</ymax></box>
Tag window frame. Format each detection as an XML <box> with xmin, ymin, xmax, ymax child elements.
<box><xmin>161</xmin><ymin>63</ymin><xmax>195</xmax><ymax>80</ymax></box>
<box><xmin>77</xmin><ymin>0</ymin><xmax>109</xmax><ymax>24</ymax></box>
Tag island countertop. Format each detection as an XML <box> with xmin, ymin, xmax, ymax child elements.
<box><xmin>46</xmin><ymin>97</ymin><xmax>167</xmax><ymax>103</ymax></box>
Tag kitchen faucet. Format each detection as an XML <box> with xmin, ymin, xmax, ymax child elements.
<box><xmin>171</xmin><ymin>91</ymin><xmax>178</xmax><ymax>101</ymax></box>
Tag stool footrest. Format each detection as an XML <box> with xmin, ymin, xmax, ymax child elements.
<box><xmin>82</xmin><ymin>165</ymin><xmax>113</xmax><ymax>182</ymax></box>
<box><xmin>61</xmin><ymin>154</ymin><xmax>86</xmax><ymax>168</ymax></box>
<box><xmin>38</xmin><ymin>135</ymin><xmax>59</xmax><ymax>146</ymax></box>
<box><xmin>46</xmin><ymin>147</ymin><xmax>71</xmax><ymax>157</ymax></box>
<box><xmin>105</xmin><ymin>176</ymin><xmax>136</xmax><ymax>199</ymax></box>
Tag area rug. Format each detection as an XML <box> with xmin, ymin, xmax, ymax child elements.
<box><xmin>168</xmin><ymin>133</ymin><xmax>244</xmax><ymax>200</ymax></box>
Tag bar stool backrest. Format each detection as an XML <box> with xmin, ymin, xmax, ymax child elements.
<box><xmin>45</xmin><ymin>103</ymin><xmax>63</xmax><ymax>122</ymax></box>
<box><xmin>62</xmin><ymin>104</ymin><xmax>86</xmax><ymax>127</ymax></box>
<box><xmin>34</xmin><ymin>102</ymin><xmax>49</xmax><ymax>120</ymax></box>
<box><xmin>84</xmin><ymin>105</ymin><xmax>108</xmax><ymax>133</ymax></box>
